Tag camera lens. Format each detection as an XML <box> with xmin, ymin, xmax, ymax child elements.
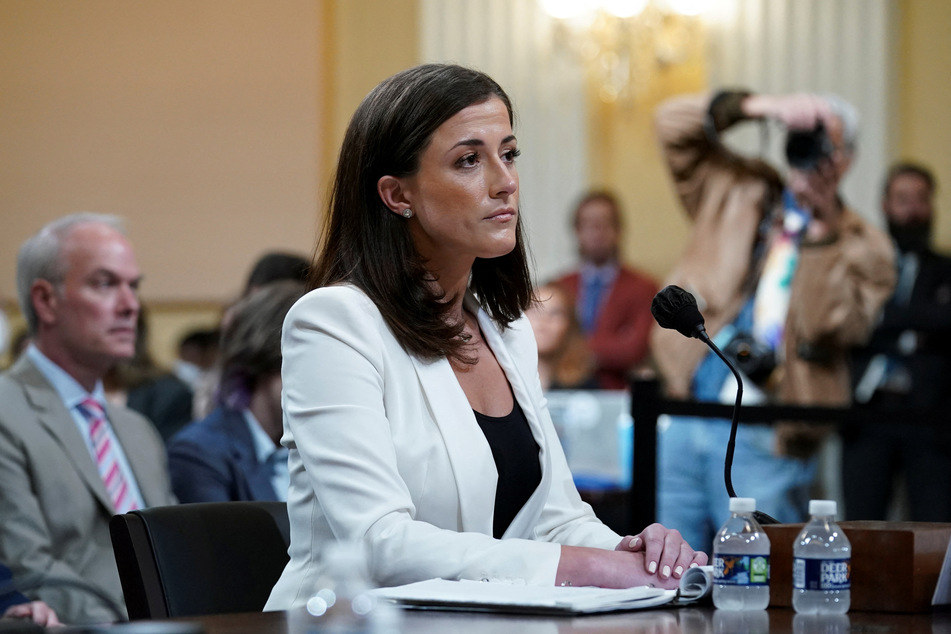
<box><xmin>785</xmin><ymin>122</ymin><xmax>834</xmax><ymax>170</ymax></box>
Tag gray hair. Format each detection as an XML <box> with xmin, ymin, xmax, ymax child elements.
<box><xmin>822</xmin><ymin>93</ymin><xmax>860</xmax><ymax>154</ymax></box>
<box><xmin>16</xmin><ymin>212</ymin><xmax>126</xmax><ymax>334</ymax></box>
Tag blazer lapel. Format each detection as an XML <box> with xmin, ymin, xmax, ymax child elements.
<box><xmin>106</xmin><ymin>404</ymin><xmax>161</xmax><ymax>507</ymax></box>
<box><xmin>408</xmin><ymin>352</ymin><xmax>497</xmax><ymax>535</ymax></box>
<box><xmin>15</xmin><ymin>361</ymin><xmax>114</xmax><ymax>512</ymax></box>
<box><xmin>226</xmin><ymin>410</ymin><xmax>280</xmax><ymax>502</ymax></box>
<box><xmin>472</xmin><ymin>301</ymin><xmax>552</xmax><ymax>539</ymax></box>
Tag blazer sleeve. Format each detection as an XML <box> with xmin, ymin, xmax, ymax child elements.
<box><xmin>281</xmin><ymin>287</ymin><xmax>564</xmax><ymax>587</ymax></box>
<box><xmin>0</xmin><ymin>408</ymin><xmax>116</xmax><ymax>623</ymax></box>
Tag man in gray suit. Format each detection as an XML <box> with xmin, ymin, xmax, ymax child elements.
<box><xmin>0</xmin><ymin>213</ymin><xmax>176</xmax><ymax>624</ymax></box>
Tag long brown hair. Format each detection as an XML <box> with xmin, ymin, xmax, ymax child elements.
<box><xmin>310</xmin><ymin>64</ymin><xmax>534</xmax><ymax>362</ymax></box>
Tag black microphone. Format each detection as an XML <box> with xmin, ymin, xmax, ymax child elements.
<box><xmin>650</xmin><ymin>284</ymin><xmax>709</xmax><ymax>341</ymax></box>
<box><xmin>651</xmin><ymin>285</ymin><xmax>778</xmax><ymax>526</ymax></box>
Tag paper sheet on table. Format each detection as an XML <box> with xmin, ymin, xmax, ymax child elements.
<box><xmin>370</xmin><ymin>578</ymin><xmax>677</xmax><ymax>615</ymax></box>
<box><xmin>676</xmin><ymin>565</ymin><xmax>714</xmax><ymax>603</ymax></box>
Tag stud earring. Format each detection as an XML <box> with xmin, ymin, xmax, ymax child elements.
<box><xmin>401</xmin><ymin>208</ymin><xmax>413</xmax><ymax>218</ymax></box>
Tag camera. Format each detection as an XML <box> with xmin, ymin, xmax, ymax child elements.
<box><xmin>784</xmin><ymin>121</ymin><xmax>834</xmax><ymax>171</ymax></box>
<box><xmin>723</xmin><ymin>333</ymin><xmax>776</xmax><ymax>386</ymax></box>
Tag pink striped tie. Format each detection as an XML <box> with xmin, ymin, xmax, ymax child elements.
<box><xmin>80</xmin><ymin>398</ymin><xmax>139</xmax><ymax>514</ymax></box>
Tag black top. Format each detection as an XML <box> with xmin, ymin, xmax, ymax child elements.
<box><xmin>473</xmin><ymin>399</ymin><xmax>542</xmax><ymax>539</ymax></box>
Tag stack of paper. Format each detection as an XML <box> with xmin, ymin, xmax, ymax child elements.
<box><xmin>371</xmin><ymin>568</ymin><xmax>715</xmax><ymax>616</ymax></box>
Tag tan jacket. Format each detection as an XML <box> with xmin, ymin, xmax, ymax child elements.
<box><xmin>650</xmin><ymin>92</ymin><xmax>896</xmax><ymax>454</ymax></box>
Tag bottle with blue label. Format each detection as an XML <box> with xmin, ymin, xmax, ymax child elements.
<box><xmin>306</xmin><ymin>541</ymin><xmax>401</xmax><ymax>633</ymax></box>
<box><xmin>792</xmin><ymin>499</ymin><xmax>851</xmax><ymax>614</ymax></box>
<box><xmin>712</xmin><ymin>497</ymin><xmax>771</xmax><ymax>610</ymax></box>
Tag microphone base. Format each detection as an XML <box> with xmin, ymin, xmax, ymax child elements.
<box><xmin>753</xmin><ymin>510</ymin><xmax>780</xmax><ymax>525</ymax></box>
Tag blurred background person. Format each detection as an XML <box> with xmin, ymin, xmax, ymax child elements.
<box><xmin>556</xmin><ymin>191</ymin><xmax>658</xmax><ymax>390</ymax></box>
<box><xmin>167</xmin><ymin>280</ymin><xmax>306</xmax><ymax>503</ymax></box>
<box><xmin>525</xmin><ymin>282</ymin><xmax>597</xmax><ymax>391</ymax></box>
<box><xmin>243</xmin><ymin>251</ymin><xmax>310</xmax><ymax>297</ymax></box>
<box><xmin>844</xmin><ymin>162</ymin><xmax>951</xmax><ymax>521</ymax></box>
<box><xmin>173</xmin><ymin>327</ymin><xmax>220</xmax><ymax>394</ymax></box>
<box><xmin>650</xmin><ymin>90</ymin><xmax>895</xmax><ymax>552</ymax></box>
<box><xmin>191</xmin><ymin>251</ymin><xmax>311</xmax><ymax>419</ymax></box>
<box><xmin>0</xmin><ymin>213</ymin><xmax>176</xmax><ymax>624</ymax></box>
<box><xmin>528</xmin><ymin>281</ymin><xmax>634</xmax><ymax>532</ymax></box>
<box><xmin>104</xmin><ymin>307</ymin><xmax>194</xmax><ymax>442</ymax></box>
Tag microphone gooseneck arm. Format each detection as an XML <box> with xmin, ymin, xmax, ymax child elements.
<box><xmin>651</xmin><ymin>285</ymin><xmax>779</xmax><ymax>525</ymax></box>
<box><xmin>692</xmin><ymin>322</ymin><xmax>780</xmax><ymax>525</ymax></box>
<box><xmin>693</xmin><ymin>328</ymin><xmax>742</xmax><ymax>499</ymax></box>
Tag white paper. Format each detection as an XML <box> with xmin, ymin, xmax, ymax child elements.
<box><xmin>931</xmin><ymin>534</ymin><xmax>951</xmax><ymax>606</ymax></box>
<box><xmin>676</xmin><ymin>565</ymin><xmax>714</xmax><ymax>603</ymax></box>
<box><xmin>370</xmin><ymin>578</ymin><xmax>677</xmax><ymax>615</ymax></box>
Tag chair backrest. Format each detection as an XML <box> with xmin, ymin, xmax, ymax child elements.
<box><xmin>110</xmin><ymin>501</ymin><xmax>290</xmax><ymax>619</ymax></box>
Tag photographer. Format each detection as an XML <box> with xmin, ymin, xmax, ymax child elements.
<box><xmin>649</xmin><ymin>90</ymin><xmax>896</xmax><ymax>551</ymax></box>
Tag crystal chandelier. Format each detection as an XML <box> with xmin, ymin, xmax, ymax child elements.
<box><xmin>539</xmin><ymin>0</ymin><xmax>711</xmax><ymax>103</ymax></box>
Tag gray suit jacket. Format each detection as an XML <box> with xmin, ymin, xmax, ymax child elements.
<box><xmin>0</xmin><ymin>355</ymin><xmax>176</xmax><ymax>624</ymax></box>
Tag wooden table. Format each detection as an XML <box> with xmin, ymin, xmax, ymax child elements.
<box><xmin>169</xmin><ymin>605</ymin><xmax>951</xmax><ymax>634</ymax></box>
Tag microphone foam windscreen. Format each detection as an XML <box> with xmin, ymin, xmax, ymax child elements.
<box><xmin>651</xmin><ymin>285</ymin><xmax>705</xmax><ymax>339</ymax></box>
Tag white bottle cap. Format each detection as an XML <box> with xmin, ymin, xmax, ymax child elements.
<box><xmin>809</xmin><ymin>499</ymin><xmax>837</xmax><ymax>517</ymax></box>
<box><xmin>729</xmin><ymin>497</ymin><xmax>756</xmax><ymax>513</ymax></box>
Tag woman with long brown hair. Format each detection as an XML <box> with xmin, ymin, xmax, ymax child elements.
<box><xmin>266</xmin><ymin>64</ymin><xmax>705</xmax><ymax>611</ymax></box>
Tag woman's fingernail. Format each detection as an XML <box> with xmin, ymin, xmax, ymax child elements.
<box><xmin>630</xmin><ymin>537</ymin><xmax>641</xmax><ymax>550</ymax></box>
<box><xmin>689</xmin><ymin>563</ymin><xmax>699</xmax><ymax>568</ymax></box>
<box><xmin>662</xmin><ymin>565</ymin><xmax>671</xmax><ymax>578</ymax></box>
<box><xmin>674</xmin><ymin>566</ymin><xmax>684</xmax><ymax>577</ymax></box>
<box><xmin>648</xmin><ymin>561</ymin><xmax>657</xmax><ymax>574</ymax></box>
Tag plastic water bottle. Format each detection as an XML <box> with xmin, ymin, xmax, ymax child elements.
<box><xmin>306</xmin><ymin>541</ymin><xmax>401</xmax><ymax>633</ymax></box>
<box><xmin>712</xmin><ymin>497</ymin><xmax>771</xmax><ymax>610</ymax></box>
<box><xmin>792</xmin><ymin>499</ymin><xmax>851</xmax><ymax>614</ymax></box>
<box><xmin>793</xmin><ymin>613</ymin><xmax>851</xmax><ymax>634</ymax></box>
<box><xmin>713</xmin><ymin>608</ymin><xmax>769</xmax><ymax>634</ymax></box>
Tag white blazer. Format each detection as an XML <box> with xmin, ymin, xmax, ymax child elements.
<box><xmin>265</xmin><ymin>285</ymin><xmax>621</xmax><ymax>610</ymax></box>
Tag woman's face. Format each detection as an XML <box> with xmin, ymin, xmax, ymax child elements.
<box><xmin>526</xmin><ymin>287</ymin><xmax>571</xmax><ymax>356</ymax></box>
<box><xmin>399</xmin><ymin>96</ymin><xmax>519</xmax><ymax>275</ymax></box>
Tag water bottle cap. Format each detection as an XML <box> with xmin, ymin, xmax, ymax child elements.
<box><xmin>729</xmin><ymin>497</ymin><xmax>756</xmax><ymax>513</ymax></box>
<box><xmin>809</xmin><ymin>499</ymin><xmax>837</xmax><ymax>516</ymax></box>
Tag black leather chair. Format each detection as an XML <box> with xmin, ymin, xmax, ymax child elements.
<box><xmin>109</xmin><ymin>501</ymin><xmax>290</xmax><ymax>619</ymax></box>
